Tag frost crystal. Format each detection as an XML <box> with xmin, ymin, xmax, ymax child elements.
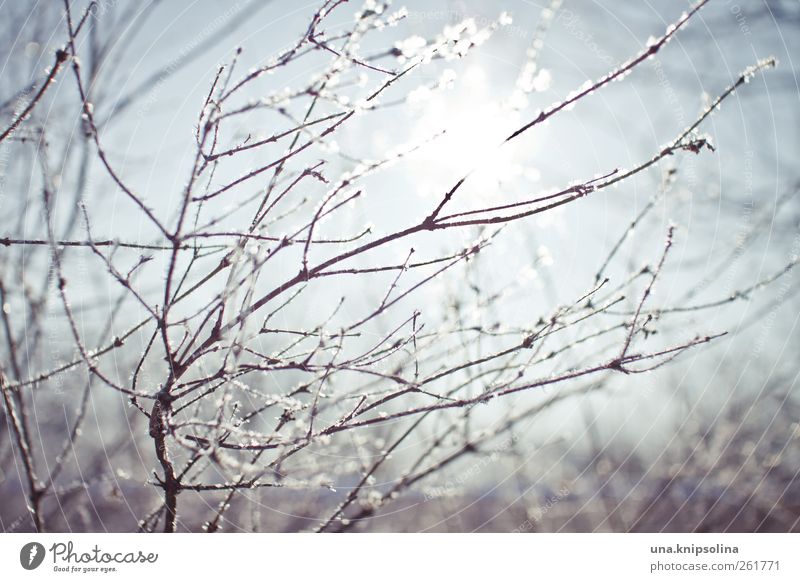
<box><xmin>531</xmin><ymin>69</ymin><xmax>552</xmax><ymax>92</ymax></box>
<box><xmin>395</xmin><ymin>35</ymin><xmax>426</xmax><ymax>59</ymax></box>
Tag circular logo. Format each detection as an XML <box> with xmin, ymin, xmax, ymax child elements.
<box><xmin>20</xmin><ymin>542</ymin><xmax>46</xmax><ymax>570</ymax></box>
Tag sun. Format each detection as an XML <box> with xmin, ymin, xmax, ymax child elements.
<box><xmin>406</xmin><ymin>65</ymin><xmax>538</xmax><ymax>203</ymax></box>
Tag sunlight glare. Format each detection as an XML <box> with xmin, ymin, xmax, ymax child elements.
<box><xmin>408</xmin><ymin>65</ymin><xmax>536</xmax><ymax>202</ymax></box>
